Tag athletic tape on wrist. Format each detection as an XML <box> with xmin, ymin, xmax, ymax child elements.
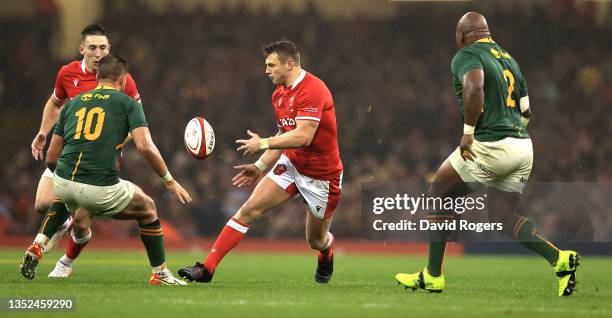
<box><xmin>254</xmin><ymin>158</ymin><xmax>268</xmax><ymax>172</ymax></box>
<box><xmin>463</xmin><ymin>124</ymin><xmax>475</xmax><ymax>135</ymax></box>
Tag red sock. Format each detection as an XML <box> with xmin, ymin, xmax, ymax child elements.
<box><xmin>319</xmin><ymin>232</ymin><xmax>334</xmax><ymax>261</ymax></box>
<box><xmin>66</xmin><ymin>234</ymin><xmax>90</xmax><ymax>260</ymax></box>
<box><xmin>203</xmin><ymin>218</ymin><xmax>250</xmax><ymax>272</ymax></box>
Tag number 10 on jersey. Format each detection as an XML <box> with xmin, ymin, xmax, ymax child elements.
<box><xmin>74</xmin><ymin>107</ymin><xmax>105</xmax><ymax>141</ymax></box>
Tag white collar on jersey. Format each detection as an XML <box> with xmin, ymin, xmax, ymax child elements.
<box><xmin>80</xmin><ymin>59</ymin><xmax>87</xmax><ymax>74</ymax></box>
<box><xmin>291</xmin><ymin>69</ymin><xmax>307</xmax><ymax>89</ymax></box>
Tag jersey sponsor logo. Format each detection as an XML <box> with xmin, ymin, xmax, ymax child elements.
<box><xmin>490</xmin><ymin>48</ymin><xmax>511</xmax><ymax>59</ymax></box>
<box><xmin>476</xmin><ymin>163</ymin><xmax>497</xmax><ymax>178</ymax></box>
<box><xmin>273</xmin><ymin>164</ymin><xmax>287</xmax><ymax>175</ymax></box>
<box><xmin>302</xmin><ymin>107</ymin><xmax>319</xmax><ymax>113</ymax></box>
<box><xmin>278</xmin><ymin>117</ymin><xmax>296</xmax><ymax>128</ymax></box>
<box><xmin>81</xmin><ymin>93</ymin><xmax>110</xmax><ymax>102</ymax></box>
<box><xmin>93</xmin><ymin>93</ymin><xmax>110</xmax><ymax>100</ymax></box>
<box><xmin>73</xmin><ymin>79</ymin><xmax>79</xmax><ymax>87</ymax></box>
<box><xmin>316</xmin><ymin>206</ymin><xmax>322</xmax><ymax>212</ymax></box>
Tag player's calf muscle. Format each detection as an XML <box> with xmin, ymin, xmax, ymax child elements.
<box><xmin>34</xmin><ymin>199</ymin><xmax>51</xmax><ymax>215</ymax></box>
<box><xmin>134</xmin><ymin>196</ymin><xmax>158</xmax><ymax>224</ymax></box>
<box><xmin>71</xmin><ymin>212</ymin><xmax>91</xmax><ymax>237</ymax></box>
<box><xmin>234</xmin><ymin>202</ymin><xmax>265</xmax><ymax>224</ymax></box>
<box><xmin>114</xmin><ymin>191</ymin><xmax>157</xmax><ymax>223</ymax></box>
<box><xmin>34</xmin><ymin>179</ymin><xmax>54</xmax><ymax>214</ymax></box>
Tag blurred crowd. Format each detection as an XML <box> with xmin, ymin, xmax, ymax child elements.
<box><xmin>1</xmin><ymin>1</ymin><xmax>611</xmax><ymax>242</ymax></box>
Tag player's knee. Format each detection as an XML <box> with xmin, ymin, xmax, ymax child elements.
<box><xmin>307</xmin><ymin>236</ymin><xmax>326</xmax><ymax>250</ymax></box>
<box><xmin>34</xmin><ymin>199</ymin><xmax>50</xmax><ymax>215</ymax></box>
<box><xmin>141</xmin><ymin>196</ymin><xmax>158</xmax><ymax>219</ymax></box>
<box><xmin>236</xmin><ymin>200</ymin><xmax>263</xmax><ymax>223</ymax></box>
<box><xmin>72</xmin><ymin>223</ymin><xmax>89</xmax><ymax>237</ymax></box>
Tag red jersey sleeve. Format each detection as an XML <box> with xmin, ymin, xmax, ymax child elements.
<box><xmin>295</xmin><ymin>84</ymin><xmax>326</xmax><ymax>122</ymax></box>
<box><xmin>52</xmin><ymin>66</ymin><xmax>68</xmax><ymax>102</ymax></box>
<box><xmin>124</xmin><ymin>73</ymin><xmax>142</xmax><ymax>102</ymax></box>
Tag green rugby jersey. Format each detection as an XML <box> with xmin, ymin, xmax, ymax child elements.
<box><xmin>53</xmin><ymin>86</ymin><xmax>147</xmax><ymax>186</ymax></box>
<box><xmin>451</xmin><ymin>37</ymin><xmax>529</xmax><ymax>141</ymax></box>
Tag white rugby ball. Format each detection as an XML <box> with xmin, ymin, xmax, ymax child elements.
<box><xmin>184</xmin><ymin>117</ymin><xmax>215</xmax><ymax>160</ymax></box>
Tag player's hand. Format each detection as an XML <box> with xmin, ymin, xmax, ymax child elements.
<box><xmin>459</xmin><ymin>134</ymin><xmax>477</xmax><ymax>161</ymax></box>
<box><xmin>236</xmin><ymin>130</ymin><xmax>262</xmax><ymax>156</ymax></box>
<box><xmin>31</xmin><ymin>132</ymin><xmax>47</xmax><ymax>160</ymax></box>
<box><xmin>163</xmin><ymin>179</ymin><xmax>192</xmax><ymax>204</ymax></box>
<box><xmin>232</xmin><ymin>164</ymin><xmax>262</xmax><ymax>188</ymax></box>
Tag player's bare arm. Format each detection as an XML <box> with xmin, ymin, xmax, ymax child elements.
<box><xmin>459</xmin><ymin>69</ymin><xmax>484</xmax><ymax>161</ymax></box>
<box><xmin>131</xmin><ymin>126</ymin><xmax>192</xmax><ymax>204</ymax></box>
<box><xmin>32</xmin><ymin>95</ymin><xmax>64</xmax><ymax>160</ymax></box>
<box><xmin>45</xmin><ymin>133</ymin><xmax>64</xmax><ymax>172</ymax></box>
<box><xmin>236</xmin><ymin>120</ymin><xmax>319</xmax><ymax>156</ymax></box>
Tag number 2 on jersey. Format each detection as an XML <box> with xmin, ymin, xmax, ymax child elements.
<box><xmin>502</xmin><ymin>69</ymin><xmax>516</xmax><ymax>108</ymax></box>
<box><xmin>74</xmin><ymin>107</ymin><xmax>105</xmax><ymax>141</ymax></box>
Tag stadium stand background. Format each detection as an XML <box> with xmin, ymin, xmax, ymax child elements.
<box><xmin>0</xmin><ymin>0</ymin><xmax>610</xmax><ymax>247</ymax></box>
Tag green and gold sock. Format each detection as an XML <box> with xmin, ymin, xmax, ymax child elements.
<box><xmin>513</xmin><ymin>217</ymin><xmax>560</xmax><ymax>265</ymax></box>
<box><xmin>426</xmin><ymin>213</ymin><xmax>454</xmax><ymax>277</ymax></box>
<box><xmin>427</xmin><ymin>241</ymin><xmax>447</xmax><ymax>277</ymax></box>
<box><xmin>139</xmin><ymin>219</ymin><xmax>166</xmax><ymax>267</ymax></box>
<box><xmin>38</xmin><ymin>200</ymin><xmax>70</xmax><ymax>239</ymax></box>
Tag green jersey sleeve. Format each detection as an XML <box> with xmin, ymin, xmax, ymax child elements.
<box><xmin>451</xmin><ymin>49</ymin><xmax>483</xmax><ymax>80</ymax></box>
<box><xmin>127</xmin><ymin>100</ymin><xmax>148</xmax><ymax>131</ymax></box>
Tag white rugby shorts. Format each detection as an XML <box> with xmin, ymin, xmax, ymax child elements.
<box><xmin>267</xmin><ymin>154</ymin><xmax>342</xmax><ymax>219</ymax></box>
<box><xmin>449</xmin><ymin>137</ymin><xmax>533</xmax><ymax>193</ymax></box>
<box><xmin>53</xmin><ymin>173</ymin><xmax>135</xmax><ymax>217</ymax></box>
<box><xmin>42</xmin><ymin>168</ymin><xmax>54</xmax><ymax>179</ymax></box>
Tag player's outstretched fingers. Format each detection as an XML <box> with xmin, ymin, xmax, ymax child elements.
<box><xmin>31</xmin><ymin>133</ymin><xmax>46</xmax><ymax>160</ymax></box>
<box><xmin>176</xmin><ymin>183</ymin><xmax>191</xmax><ymax>204</ymax></box>
<box><xmin>33</xmin><ymin>149</ymin><xmax>41</xmax><ymax>160</ymax></box>
<box><xmin>235</xmin><ymin>143</ymin><xmax>251</xmax><ymax>156</ymax></box>
<box><xmin>175</xmin><ymin>190</ymin><xmax>185</xmax><ymax>204</ymax></box>
<box><xmin>179</xmin><ymin>185</ymin><xmax>192</xmax><ymax>203</ymax></box>
<box><xmin>233</xmin><ymin>176</ymin><xmax>248</xmax><ymax>187</ymax></box>
<box><xmin>232</xmin><ymin>168</ymin><xmax>246</xmax><ymax>181</ymax></box>
<box><xmin>237</xmin><ymin>179</ymin><xmax>252</xmax><ymax>188</ymax></box>
<box><xmin>165</xmin><ymin>180</ymin><xmax>187</xmax><ymax>204</ymax></box>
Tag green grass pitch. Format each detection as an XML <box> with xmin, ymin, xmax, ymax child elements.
<box><xmin>1</xmin><ymin>249</ymin><xmax>610</xmax><ymax>317</ymax></box>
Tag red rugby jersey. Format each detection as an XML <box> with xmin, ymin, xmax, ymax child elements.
<box><xmin>271</xmin><ymin>70</ymin><xmax>343</xmax><ymax>180</ymax></box>
<box><xmin>52</xmin><ymin>59</ymin><xmax>140</xmax><ymax>102</ymax></box>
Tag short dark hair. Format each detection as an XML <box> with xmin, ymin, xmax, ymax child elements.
<box><xmin>262</xmin><ymin>40</ymin><xmax>300</xmax><ymax>64</ymax></box>
<box><xmin>97</xmin><ymin>54</ymin><xmax>127</xmax><ymax>82</ymax></box>
<box><xmin>81</xmin><ymin>24</ymin><xmax>107</xmax><ymax>41</ymax></box>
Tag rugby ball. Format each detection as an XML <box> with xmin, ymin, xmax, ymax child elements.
<box><xmin>184</xmin><ymin>117</ymin><xmax>215</xmax><ymax>160</ymax></box>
